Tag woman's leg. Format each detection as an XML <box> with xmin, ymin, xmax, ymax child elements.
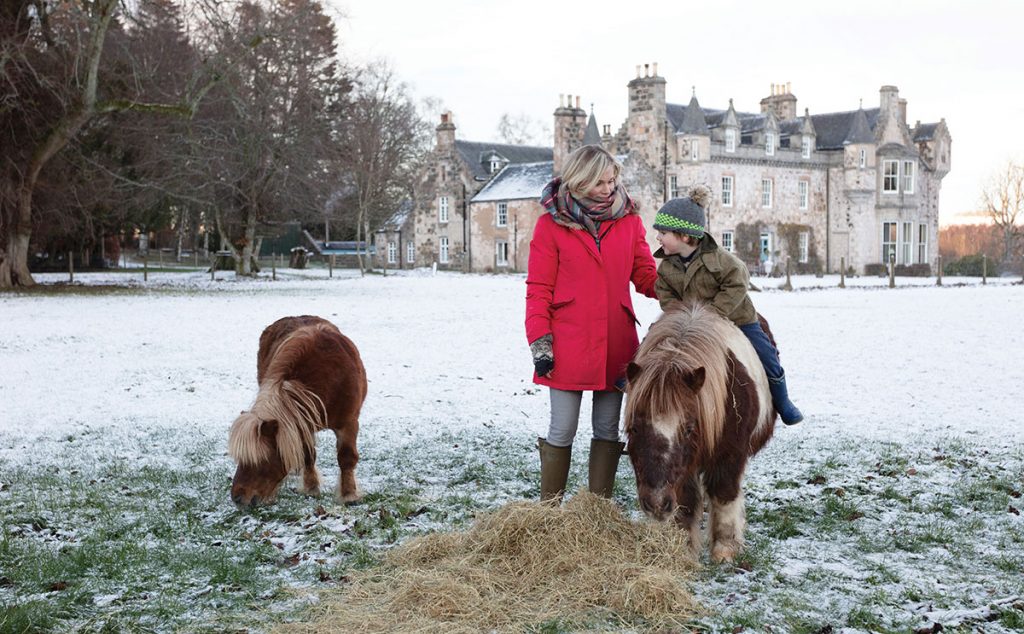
<box><xmin>538</xmin><ymin>388</ymin><xmax>581</xmax><ymax>501</ymax></box>
<box><xmin>547</xmin><ymin>388</ymin><xmax>583</xmax><ymax>447</ymax></box>
<box><xmin>589</xmin><ymin>390</ymin><xmax>625</xmax><ymax>497</ymax></box>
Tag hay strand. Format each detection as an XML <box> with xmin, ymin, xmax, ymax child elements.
<box><xmin>280</xmin><ymin>492</ymin><xmax>700</xmax><ymax>633</ymax></box>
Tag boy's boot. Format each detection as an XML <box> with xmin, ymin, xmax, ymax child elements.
<box><xmin>588</xmin><ymin>438</ymin><xmax>626</xmax><ymax>498</ymax></box>
<box><xmin>768</xmin><ymin>373</ymin><xmax>804</xmax><ymax>425</ymax></box>
<box><xmin>537</xmin><ymin>437</ymin><xmax>571</xmax><ymax>502</ymax></box>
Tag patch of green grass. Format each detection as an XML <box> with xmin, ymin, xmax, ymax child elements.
<box><xmin>1000</xmin><ymin>606</ymin><xmax>1024</xmax><ymax>629</ymax></box>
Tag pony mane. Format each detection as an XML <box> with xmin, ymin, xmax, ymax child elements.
<box><xmin>227</xmin><ymin>324</ymin><xmax>331</xmax><ymax>471</ymax></box>
<box><xmin>626</xmin><ymin>302</ymin><xmax>733</xmax><ymax>455</ymax></box>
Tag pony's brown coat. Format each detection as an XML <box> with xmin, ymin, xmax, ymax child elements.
<box><xmin>228</xmin><ymin>316</ymin><xmax>367</xmax><ymax>506</ymax></box>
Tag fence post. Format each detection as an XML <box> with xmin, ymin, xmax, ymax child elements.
<box><xmin>329</xmin><ymin>254</ymin><xmax>335</xmax><ymax>278</ymax></box>
<box><xmin>68</xmin><ymin>250</ymin><xmax>74</xmax><ymax>283</ymax></box>
<box><xmin>936</xmin><ymin>255</ymin><xmax>942</xmax><ymax>286</ymax></box>
<box><xmin>210</xmin><ymin>255</ymin><xmax>215</xmax><ymax>281</ymax></box>
<box><xmin>982</xmin><ymin>254</ymin><xmax>987</xmax><ymax>285</ymax></box>
<box><xmin>272</xmin><ymin>252</ymin><xmax>277</xmax><ymax>281</ymax></box>
<box><xmin>839</xmin><ymin>257</ymin><xmax>846</xmax><ymax>288</ymax></box>
<box><xmin>781</xmin><ymin>257</ymin><xmax>793</xmax><ymax>291</ymax></box>
<box><xmin>888</xmin><ymin>253</ymin><xmax>896</xmax><ymax>288</ymax></box>
<box><xmin>144</xmin><ymin>253</ymin><xmax>148</xmax><ymax>282</ymax></box>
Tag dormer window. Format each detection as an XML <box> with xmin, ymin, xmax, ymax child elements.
<box><xmin>690</xmin><ymin>141</ymin><xmax>699</xmax><ymax>162</ymax></box>
<box><xmin>490</xmin><ymin>159</ymin><xmax>502</xmax><ymax>174</ymax></box>
<box><xmin>765</xmin><ymin>132</ymin><xmax>775</xmax><ymax>156</ymax></box>
<box><xmin>725</xmin><ymin>128</ymin><xmax>736</xmax><ymax>153</ymax></box>
<box><xmin>801</xmin><ymin>137</ymin><xmax>812</xmax><ymax>159</ymax></box>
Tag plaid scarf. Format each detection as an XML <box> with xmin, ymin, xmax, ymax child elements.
<box><xmin>539</xmin><ymin>177</ymin><xmax>637</xmax><ymax>238</ymax></box>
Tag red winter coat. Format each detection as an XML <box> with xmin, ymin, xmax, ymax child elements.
<box><xmin>525</xmin><ymin>212</ymin><xmax>658</xmax><ymax>391</ymax></box>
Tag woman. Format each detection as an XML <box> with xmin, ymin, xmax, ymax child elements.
<box><xmin>525</xmin><ymin>144</ymin><xmax>658</xmax><ymax>501</ymax></box>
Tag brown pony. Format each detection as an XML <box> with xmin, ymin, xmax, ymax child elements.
<box><xmin>228</xmin><ymin>316</ymin><xmax>366</xmax><ymax>507</ymax></box>
<box><xmin>624</xmin><ymin>302</ymin><xmax>775</xmax><ymax>563</ymax></box>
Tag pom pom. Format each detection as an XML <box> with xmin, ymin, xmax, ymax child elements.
<box><xmin>687</xmin><ymin>184</ymin><xmax>712</xmax><ymax>209</ymax></box>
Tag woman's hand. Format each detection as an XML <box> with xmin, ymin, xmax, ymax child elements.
<box><xmin>530</xmin><ymin>333</ymin><xmax>554</xmax><ymax>377</ymax></box>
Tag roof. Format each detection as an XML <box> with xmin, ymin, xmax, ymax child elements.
<box><xmin>455</xmin><ymin>140</ymin><xmax>553</xmax><ymax>180</ymax></box>
<box><xmin>583</xmin><ymin>113</ymin><xmax>602</xmax><ymax>145</ymax></box>
<box><xmin>913</xmin><ymin>122</ymin><xmax>939</xmax><ymax>142</ymax></box>
<box><xmin>679</xmin><ymin>95</ymin><xmax>708</xmax><ymax>134</ymax></box>
<box><xmin>380</xmin><ymin>198</ymin><xmax>413</xmax><ymax>230</ymax></box>
<box><xmin>471</xmin><ymin>161</ymin><xmax>553</xmax><ymax>202</ymax></box>
<box><xmin>810</xmin><ymin>108</ymin><xmax>880</xmax><ymax>149</ymax></box>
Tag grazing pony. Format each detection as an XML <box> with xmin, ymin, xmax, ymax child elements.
<box><xmin>228</xmin><ymin>316</ymin><xmax>366</xmax><ymax>507</ymax></box>
<box><xmin>624</xmin><ymin>302</ymin><xmax>776</xmax><ymax>563</ymax></box>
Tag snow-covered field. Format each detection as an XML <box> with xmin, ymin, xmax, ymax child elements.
<box><xmin>1</xmin><ymin>269</ymin><xmax>1022</xmax><ymax>632</ymax></box>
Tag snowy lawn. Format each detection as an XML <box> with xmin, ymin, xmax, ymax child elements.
<box><xmin>1</xmin><ymin>269</ymin><xmax>1022</xmax><ymax>633</ymax></box>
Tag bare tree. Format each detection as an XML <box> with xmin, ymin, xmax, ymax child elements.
<box><xmin>980</xmin><ymin>160</ymin><xmax>1024</xmax><ymax>268</ymax></box>
<box><xmin>496</xmin><ymin>112</ymin><xmax>550</xmax><ymax>146</ymax></box>
<box><xmin>0</xmin><ymin>0</ymin><xmax>209</xmax><ymax>288</ymax></box>
<box><xmin>338</xmin><ymin>61</ymin><xmax>427</xmax><ymax>273</ymax></box>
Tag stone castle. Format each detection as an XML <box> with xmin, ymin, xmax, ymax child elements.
<box><xmin>374</xmin><ymin>63</ymin><xmax>951</xmax><ymax>276</ymax></box>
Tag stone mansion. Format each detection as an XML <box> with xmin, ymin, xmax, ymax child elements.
<box><xmin>374</xmin><ymin>64</ymin><xmax>951</xmax><ymax>275</ymax></box>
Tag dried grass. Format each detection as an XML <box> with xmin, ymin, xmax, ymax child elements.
<box><xmin>279</xmin><ymin>492</ymin><xmax>700</xmax><ymax>633</ymax></box>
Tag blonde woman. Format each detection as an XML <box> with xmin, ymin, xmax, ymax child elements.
<box><xmin>525</xmin><ymin>145</ymin><xmax>658</xmax><ymax>501</ymax></box>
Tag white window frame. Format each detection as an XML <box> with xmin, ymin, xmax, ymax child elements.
<box><xmin>496</xmin><ymin>202</ymin><xmax>508</xmax><ymax>227</ymax></box>
<box><xmin>406</xmin><ymin>241</ymin><xmax>415</xmax><ymax>265</ymax></box>
<box><xmin>859</xmin><ymin>149</ymin><xmax>867</xmax><ymax>168</ymax></box>
<box><xmin>669</xmin><ymin>175</ymin><xmax>679</xmax><ymax>198</ymax></box>
<box><xmin>761</xmin><ymin>178</ymin><xmax>773</xmax><ymax>208</ymax></box>
<box><xmin>917</xmin><ymin>224</ymin><xmax>928</xmax><ymax>264</ymax></box>
<box><xmin>438</xmin><ymin>196</ymin><xmax>449</xmax><ymax>222</ymax></box>
<box><xmin>799</xmin><ymin>180</ymin><xmax>809</xmax><ymax>210</ymax></box>
<box><xmin>387</xmin><ymin>241</ymin><xmax>397</xmax><ymax>264</ymax></box>
<box><xmin>882</xmin><ymin>222</ymin><xmax>897</xmax><ymax>263</ymax></box>
<box><xmin>901</xmin><ymin>221</ymin><xmax>912</xmax><ymax>265</ymax></box>
<box><xmin>801</xmin><ymin>137</ymin><xmax>811</xmax><ymax>159</ymax></box>
<box><xmin>883</xmin><ymin>160</ymin><xmax>899</xmax><ymax>193</ymax></box>
<box><xmin>902</xmin><ymin>160</ymin><xmax>915</xmax><ymax>194</ymax></box>
<box><xmin>765</xmin><ymin>132</ymin><xmax>775</xmax><ymax>156</ymax></box>
<box><xmin>721</xmin><ymin>176</ymin><xmax>733</xmax><ymax>207</ymax></box>
<box><xmin>725</xmin><ymin>128</ymin><xmax>736</xmax><ymax>153</ymax></box>
<box><xmin>721</xmin><ymin>230</ymin><xmax>734</xmax><ymax>252</ymax></box>
<box><xmin>495</xmin><ymin>240</ymin><xmax>508</xmax><ymax>267</ymax></box>
<box><xmin>690</xmin><ymin>140</ymin><xmax>699</xmax><ymax>162</ymax></box>
<box><xmin>490</xmin><ymin>159</ymin><xmax>502</xmax><ymax>174</ymax></box>
<box><xmin>439</xmin><ymin>236</ymin><xmax>449</xmax><ymax>263</ymax></box>
<box><xmin>798</xmin><ymin>231</ymin><xmax>809</xmax><ymax>263</ymax></box>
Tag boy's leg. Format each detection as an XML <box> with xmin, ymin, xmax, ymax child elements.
<box><xmin>738</xmin><ymin>322</ymin><xmax>803</xmax><ymax>425</ymax></box>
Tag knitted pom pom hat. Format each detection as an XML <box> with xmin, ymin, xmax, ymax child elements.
<box><xmin>652</xmin><ymin>184</ymin><xmax>712</xmax><ymax>238</ymax></box>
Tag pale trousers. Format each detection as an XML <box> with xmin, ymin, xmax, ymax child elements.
<box><xmin>545</xmin><ymin>388</ymin><xmax>623</xmax><ymax>448</ymax></box>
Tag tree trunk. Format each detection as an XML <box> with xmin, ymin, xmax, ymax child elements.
<box><xmin>239</xmin><ymin>207</ymin><xmax>257</xmax><ymax>276</ymax></box>
<box><xmin>355</xmin><ymin>205</ymin><xmax>365</xmax><ymax>275</ymax></box>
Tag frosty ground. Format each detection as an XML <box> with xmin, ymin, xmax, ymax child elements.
<box><xmin>1</xmin><ymin>268</ymin><xmax>1022</xmax><ymax>633</ymax></box>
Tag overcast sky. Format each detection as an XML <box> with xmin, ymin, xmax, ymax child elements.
<box><xmin>329</xmin><ymin>0</ymin><xmax>1024</xmax><ymax>225</ymax></box>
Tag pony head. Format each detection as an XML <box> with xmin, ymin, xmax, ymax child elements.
<box><xmin>625</xmin><ymin>359</ymin><xmax>706</xmax><ymax>521</ymax></box>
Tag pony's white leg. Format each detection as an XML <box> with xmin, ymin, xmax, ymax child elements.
<box><xmin>673</xmin><ymin>476</ymin><xmax>705</xmax><ymax>559</ymax></box>
<box><xmin>709</xmin><ymin>493</ymin><xmax>746</xmax><ymax>563</ymax></box>
<box><xmin>302</xmin><ymin>465</ymin><xmax>322</xmax><ymax>496</ymax></box>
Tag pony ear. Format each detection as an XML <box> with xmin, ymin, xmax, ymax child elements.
<box><xmin>682</xmin><ymin>367</ymin><xmax>706</xmax><ymax>392</ymax></box>
<box><xmin>259</xmin><ymin>419</ymin><xmax>279</xmax><ymax>438</ymax></box>
<box><xmin>626</xmin><ymin>362</ymin><xmax>643</xmax><ymax>383</ymax></box>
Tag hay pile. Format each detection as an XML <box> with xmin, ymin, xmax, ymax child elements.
<box><xmin>283</xmin><ymin>492</ymin><xmax>700</xmax><ymax>633</ymax></box>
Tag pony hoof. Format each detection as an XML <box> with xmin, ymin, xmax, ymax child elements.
<box><xmin>303</xmin><ymin>487</ymin><xmax>321</xmax><ymax>497</ymax></box>
<box><xmin>338</xmin><ymin>490</ymin><xmax>363</xmax><ymax>505</ymax></box>
<box><xmin>711</xmin><ymin>542</ymin><xmax>740</xmax><ymax>564</ymax></box>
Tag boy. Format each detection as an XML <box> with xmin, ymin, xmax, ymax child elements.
<box><xmin>651</xmin><ymin>185</ymin><xmax>803</xmax><ymax>425</ymax></box>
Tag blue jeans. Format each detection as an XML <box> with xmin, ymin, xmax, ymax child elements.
<box><xmin>738</xmin><ymin>322</ymin><xmax>784</xmax><ymax>380</ymax></box>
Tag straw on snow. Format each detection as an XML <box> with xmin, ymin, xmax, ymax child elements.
<box><xmin>282</xmin><ymin>492</ymin><xmax>701</xmax><ymax>633</ymax></box>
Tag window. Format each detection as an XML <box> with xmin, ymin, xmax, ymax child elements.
<box><xmin>798</xmin><ymin>231</ymin><xmax>809</xmax><ymax>263</ymax></box>
<box><xmin>669</xmin><ymin>175</ymin><xmax>679</xmax><ymax>198</ymax></box>
<box><xmin>917</xmin><ymin>224</ymin><xmax>928</xmax><ymax>264</ymax></box>
<box><xmin>882</xmin><ymin>222</ymin><xmax>897</xmax><ymax>263</ymax></box>
<box><xmin>901</xmin><ymin>221</ymin><xmax>912</xmax><ymax>265</ymax></box>
<box><xmin>761</xmin><ymin>178</ymin><xmax>773</xmax><ymax>208</ymax></box>
<box><xmin>721</xmin><ymin>231</ymin><xmax>734</xmax><ymax>252</ymax></box>
<box><xmin>765</xmin><ymin>132</ymin><xmax>775</xmax><ymax>156</ymax></box>
<box><xmin>725</xmin><ymin>128</ymin><xmax>736</xmax><ymax>153</ymax></box>
<box><xmin>802</xmin><ymin>137</ymin><xmax>811</xmax><ymax>159</ymax></box>
<box><xmin>496</xmin><ymin>202</ymin><xmax>508</xmax><ymax>227</ymax></box>
<box><xmin>406</xmin><ymin>241</ymin><xmax>415</xmax><ymax>264</ymax></box>
<box><xmin>496</xmin><ymin>240</ymin><xmax>508</xmax><ymax>266</ymax></box>
<box><xmin>490</xmin><ymin>159</ymin><xmax>502</xmax><ymax>174</ymax></box>
<box><xmin>859</xmin><ymin>149</ymin><xmax>867</xmax><ymax>168</ymax></box>
<box><xmin>721</xmin><ymin>176</ymin><xmax>734</xmax><ymax>207</ymax></box>
<box><xmin>439</xmin><ymin>236</ymin><xmax>449</xmax><ymax>263</ymax></box>
<box><xmin>760</xmin><ymin>232</ymin><xmax>772</xmax><ymax>258</ymax></box>
<box><xmin>387</xmin><ymin>241</ymin><xmax>396</xmax><ymax>264</ymax></box>
<box><xmin>690</xmin><ymin>141</ymin><xmax>699</xmax><ymax>162</ymax></box>
<box><xmin>438</xmin><ymin>196</ymin><xmax>449</xmax><ymax>222</ymax></box>
<box><xmin>902</xmin><ymin>160</ymin><xmax>915</xmax><ymax>194</ymax></box>
<box><xmin>883</xmin><ymin>161</ymin><xmax>899</xmax><ymax>193</ymax></box>
<box><xmin>799</xmin><ymin>180</ymin><xmax>809</xmax><ymax>210</ymax></box>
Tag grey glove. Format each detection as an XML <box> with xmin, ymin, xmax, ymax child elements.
<box><xmin>530</xmin><ymin>334</ymin><xmax>554</xmax><ymax>377</ymax></box>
